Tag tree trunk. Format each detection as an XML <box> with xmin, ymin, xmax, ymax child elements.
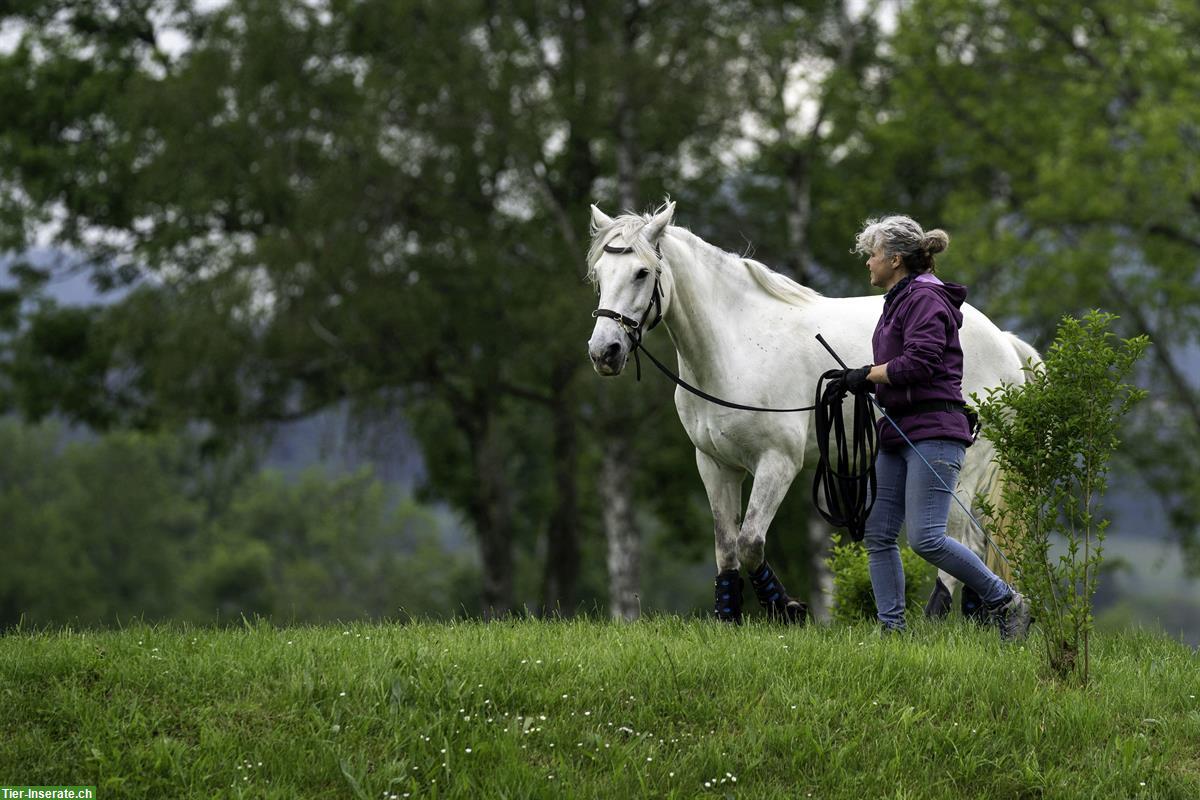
<box><xmin>601</xmin><ymin>437</ymin><xmax>641</xmax><ymax>620</ymax></box>
<box><xmin>587</xmin><ymin>0</ymin><xmax>647</xmax><ymax>622</ymax></box>
<box><xmin>541</xmin><ymin>381</ymin><xmax>581</xmax><ymax>617</ymax></box>
<box><xmin>467</xmin><ymin>418</ymin><xmax>515</xmax><ymax>619</ymax></box>
<box><xmin>807</xmin><ymin>513</ymin><xmax>834</xmax><ymax>622</ymax></box>
<box><xmin>784</xmin><ymin>150</ymin><xmax>814</xmax><ymax>283</ymax></box>
<box><xmin>615</xmin><ymin>0</ymin><xmax>640</xmax><ymax>212</ymax></box>
<box><xmin>782</xmin><ymin>150</ymin><xmax>833</xmax><ymax>609</ymax></box>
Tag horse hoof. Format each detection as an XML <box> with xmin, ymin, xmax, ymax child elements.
<box><xmin>759</xmin><ymin>597</ymin><xmax>807</xmax><ymax>625</ymax></box>
<box><xmin>961</xmin><ymin>585</ymin><xmax>988</xmax><ymax>624</ymax></box>
<box><xmin>924</xmin><ymin>578</ymin><xmax>953</xmax><ymax>619</ymax></box>
<box><xmin>779</xmin><ymin>599</ymin><xmax>808</xmax><ymax>625</ymax></box>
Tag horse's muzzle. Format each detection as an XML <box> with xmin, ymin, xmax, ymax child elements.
<box><xmin>589</xmin><ymin>341</ymin><xmax>627</xmax><ymax>376</ymax></box>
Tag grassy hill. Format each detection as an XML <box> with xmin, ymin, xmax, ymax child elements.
<box><xmin>2</xmin><ymin>617</ymin><xmax>1197</xmax><ymax>799</ymax></box>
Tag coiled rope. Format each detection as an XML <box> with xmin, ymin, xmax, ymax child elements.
<box><xmin>810</xmin><ymin>372</ymin><xmax>878</xmax><ymax>542</ymax></box>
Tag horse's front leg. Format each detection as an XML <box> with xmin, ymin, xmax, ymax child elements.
<box><xmin>740</xmin><ymin>453</ymin><xmax>807</xmax><ymax>625</ymax></box>
<box><xmin>697</xmin><ymin>450</ymin><xmax>745</xmax><ymax>623</ymax></box>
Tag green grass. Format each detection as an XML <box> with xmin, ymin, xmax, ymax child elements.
<box><xmin>1</xmin><ymin>617</ymin><xmax>1197</xmax><ymax>799</ymax></box>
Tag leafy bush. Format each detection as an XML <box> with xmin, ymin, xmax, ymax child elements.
<box><xmin>972</xmin><ymin>310</ymin><xmax>1148</xmax><ymax>684</ymax></box>
<box><xmin>0</xmin><ymin>420</ymin><xmax>477</xmax><ymax>627</ymax></box>
<box><xmin>827</xmin><ymin>532</ymin><xmax>935</xmax><ymax>624</ymax></box>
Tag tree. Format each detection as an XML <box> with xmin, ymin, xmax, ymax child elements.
<box><xmin>974</xmin><ymin>311</ymin><xmax>1149</xmax><ymax>683</ymax></box>
<box><xmin>876</xmin><ymin>0</ymin><xmax>1200</xmax><ymax>568</ymax></box>
<box><xmin>0</xmin><ymin>0</ymin><xmax>750</xmax><ymax>618</ymax></box>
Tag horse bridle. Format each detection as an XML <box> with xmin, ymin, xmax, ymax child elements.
<box><xmin>591</xmin><ymin>241</ymin><xmax>665</xmax><ymax>379</ymax></box>
<box><xmin>589</xmin><ymin>239</ymin><xmax>814</xmax><ymax>413</ymax></box>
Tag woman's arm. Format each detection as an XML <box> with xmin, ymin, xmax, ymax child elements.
<box><xmin>868</xmin><ymin>363</ymin><xmax>890</xmax><ymax>385</ymax></box>
<box><xmin>879</xmin><ymin>300</ymin><xmax>951</xmax><ymax>386</ymax></box>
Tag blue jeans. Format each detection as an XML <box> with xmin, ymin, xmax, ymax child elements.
<box><xmin>863</xmin><ymin>438</ymin><xmax>1011</xmax><ymax>629</ymax></box>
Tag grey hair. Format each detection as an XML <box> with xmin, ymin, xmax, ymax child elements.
<box><xmin>852</xmin><ymin>215</ymin><xmax>949</xmax><ymax>273</ymax></box>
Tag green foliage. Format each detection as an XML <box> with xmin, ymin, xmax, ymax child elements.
<box><xmin>0</xmin><ymin>0</ymin><xmax>753</xmax><ymax>615</ymax></box>
<box><xmin>1</xmin><ymin>619</ymin><xmax>1197</xmax><ymax>798</ymax></box>
<box><xmin>0</xmin><ymin>419</ymin><xmax>476</xmax><ymax>627</ymax></box>
<box><xmin>826</xmin><ymin>532</ymin><xmax>935</xmax><ymax>625</ymax></box>
<box><xmin>882</xmin><ymin>0</ymin><xmax>1200</xmax><ymax>568</ymax></box>
<box><xmin>972</xmin><ymin>311</ymin><xmax>1149</xmax><ymax>683</ymax></box>
<box><xmin>2</xmin><ymin>0</ymin><xmax>1198</xmax><ymax>623</ymax></box>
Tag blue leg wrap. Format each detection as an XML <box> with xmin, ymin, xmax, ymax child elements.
<box><xmin>714</xmin><ymin>569</ymin><xmax>744</xmax><ymax>624</ymax></box>
<box><xmin>748</xmin><ymin>561</ymin><xmax>807</xmax><ymax>625</ymax></box>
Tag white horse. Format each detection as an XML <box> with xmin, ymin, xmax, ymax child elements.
<box><xmin>585</xmin><ymin>201</ymin><xmax>1037</xmax><ymax>623</ymax></box>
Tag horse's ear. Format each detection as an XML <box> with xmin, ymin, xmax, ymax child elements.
<box><xmin>590</xmin><ymin>204</ymin><xmax>615</xmax><ymax>231</ymax></box>
<box><xmin>643</xmin><ymin>201</ymin><xmax>675</xmax><ymax>243</ymax></box>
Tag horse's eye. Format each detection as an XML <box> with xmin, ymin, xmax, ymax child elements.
<box><xmin>635</xmin><ymin>269</ymin><xmax>650</xmax><ymax>281</ymax></box>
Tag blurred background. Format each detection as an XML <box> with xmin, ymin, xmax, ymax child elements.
<box><xmin>0</xmin><ymin>0</ymin><xmax>1196</xmax><ymax>643</ymax></box>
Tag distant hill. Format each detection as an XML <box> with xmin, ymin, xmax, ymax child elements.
<box><xmin>261</xmin><ymin>403</ymin><xmax>425</xmax><ymax>490</ymax></box>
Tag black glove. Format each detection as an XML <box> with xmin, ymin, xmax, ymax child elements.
<box><xmin>844</xmin><ymin>365</ymin><xmax>872</xmax><ymax>395</ymax></box>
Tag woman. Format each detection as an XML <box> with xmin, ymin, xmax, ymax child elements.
<box><xmin>837</xmin><ymin>215</ymin><xmax>1032</xmax><ymax>639</ymax></box>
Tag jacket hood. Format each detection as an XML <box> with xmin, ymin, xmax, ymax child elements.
<box><xmin>917</xmin><ymin>279</ymin><xmax>967</xmax><ymax>309</ymax></box>
<box><xmin>911</xmin><ymin>273</ymin><xmax>967</xmax><ymax>313</ymax></box>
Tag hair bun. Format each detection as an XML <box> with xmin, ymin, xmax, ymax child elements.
<box><xmin>922</xmin><ymin>229</ymin><xmax>949</xmax><ymax>255</ymax></box>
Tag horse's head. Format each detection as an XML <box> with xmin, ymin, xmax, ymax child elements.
<box><xmin>586</xmin><ymin>201</ymin><xmax>674</xmax><ymax>376</ymax></box>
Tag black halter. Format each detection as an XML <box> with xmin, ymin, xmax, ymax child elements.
<box><xmin>591</xmin><ymin>241</ymin><xmax>664</xmax><ymax>379</ymax></box>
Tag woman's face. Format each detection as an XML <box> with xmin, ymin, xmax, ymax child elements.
<box><xmin>867</xmin><ymin>246</ymin><xmax>905</xmax><ymax>289</ymax></box>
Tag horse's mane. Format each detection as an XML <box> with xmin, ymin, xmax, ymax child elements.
<box><xmin>586</xmin><ymin>210</ymin><xmax>665</xmax><ymax>286</ymax></box>
<box><xmin>586</xmin><ymin>206</ymin><xmax>824</xmax><ymax>308</ymax></box>
<box><xmin>740</xmin><ymin>256</ymin><xmax>824</xmax><ymax>307</ymax></box>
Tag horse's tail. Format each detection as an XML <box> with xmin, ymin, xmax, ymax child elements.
<box><xmin>1004</xmin><ymin>331</ymin><xmax>1043</xmax><ymax>378</ymax></box>
<box><xmin>978</xmin><ymin>460</ymin><xmax>1016</xmax><ymax>584</ymax></box>
<box><xmin>978</xmin><ymin>332</ymin><xmax>1042</xmax><ymax>584</ymax></box>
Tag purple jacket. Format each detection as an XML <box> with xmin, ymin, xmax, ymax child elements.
<box><xmin>871</xmin><ymin>273</ymin><xmax>974</xmax><ymax>450</ymax></box>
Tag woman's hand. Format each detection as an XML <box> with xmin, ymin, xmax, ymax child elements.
<box><xmin>867</xmin><ymin>363</ymin><xmax>890</xmax><ymax>385</ymax></box>
<box><xmin>843</xmin><ymin>366</ymin><xmax>872</xmax><ymax>394</ymax></box>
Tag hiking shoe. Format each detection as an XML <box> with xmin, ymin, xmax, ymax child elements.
<box><xmin>994</xmin><ymin>592</ymin><xmax>1033</xmax><ymax>641</ymax></box>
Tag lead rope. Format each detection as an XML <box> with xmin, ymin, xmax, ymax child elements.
<box><xmin>632</xmin><ymin>338</ymin><xmax>876</xmax><ymax>537</ymax></box>
<box><xmin>599</xmin><ymin>289</ymin><xmax>1009</xmax><ymax>566</ymax></box>
<box><xmin>811</xmin><ymin>372</ymin><xmax>878</xmax><ymax>541</ymax></box>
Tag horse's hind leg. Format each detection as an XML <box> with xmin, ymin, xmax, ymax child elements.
<box><xmin>740</xmin><ymin>453</ymin><xmax>807</xmax><ymax>624</ymax></box>
<box><xmin>697</xmin><ymin>450</ymin><xmax>745</xmax><ymax>623</ymax></box>
<box><xmin>926</xmin><ymin>571</ymin><xmax>987</xmax><ymax>621</ymax></box>
<box><xmin>925</xmin><ymin>571</ymin><xmax>959</xmax><ymax>619</ymax></box>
